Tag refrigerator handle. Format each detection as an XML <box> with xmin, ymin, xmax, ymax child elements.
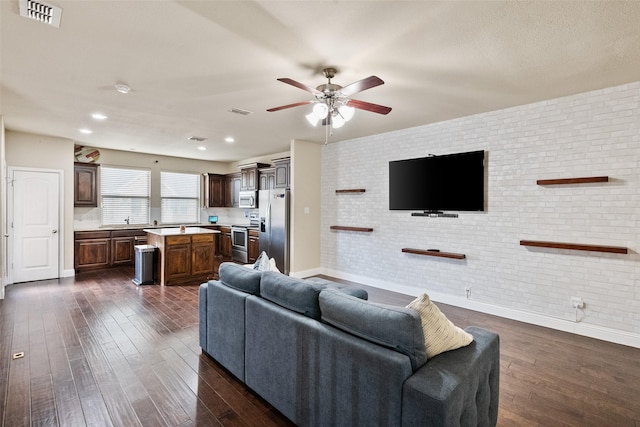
<box><xmin>266</xmin><ymin>200</ymin><xmax>272</xmax><ymax>242</ymax></box>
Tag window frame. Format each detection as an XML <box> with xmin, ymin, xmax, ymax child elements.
<box><xmin>100</xmin><ymin>165</ymin><xmax>151</xmax><ymax>226</ymax></box>
<box><xmin>160</xmin><ymin>170</ymin><xmax>201</xmax><ymax>225</ymax></box>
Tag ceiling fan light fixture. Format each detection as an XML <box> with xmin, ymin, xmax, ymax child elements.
<box><xmin>332</xmin><ymin>113</ymin><xmax>346</xmax><ymax>129</ymax></box>
<box><xmin>312</xmin><ymin>102</ymin><xmax>329</xmax><ymax>120</ymax></box>
<box><xmin>306</xmin><ymin>112</ymin><xmax>320</xmax><ymax>127</ymax></box>
<box><xmin>338</xmin><ymin>105</ymin><xmax>355</xmax><ymax>122</ymax></box>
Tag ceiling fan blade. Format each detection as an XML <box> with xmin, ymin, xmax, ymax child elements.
<box><xmin>267</xmin><ymin>100</ymin><xmax>314</xmax><ymax>112</ymax></box>
<box><xmin>338</xmin><ymin>76</ymin><xmax>384</xmax><ymax>97</ymax></box>
<box><xmin>346</xmin><ymin>99</ymin><xmax>392</xmax><ymax>115</ymax></box>
<box><xmin>277</xmin><ymin>78</ymin><xmax>322</xmax><ymax>95</ymax></box>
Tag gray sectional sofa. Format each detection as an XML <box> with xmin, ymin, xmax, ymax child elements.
<box><xmin>199</xmin><ymin>262</ymin><xmax>500</xmax><ymax>426</ymax></box>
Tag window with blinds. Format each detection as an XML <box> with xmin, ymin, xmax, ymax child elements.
<box><xmin>161</xmin><ymin>171</ymin><xmax>200</xmax><ymax>224</ymax></box>
<box><xmin>101</xmin><ymin>166</ymin><xmax>151</xmax><ymax>225</ymax></box>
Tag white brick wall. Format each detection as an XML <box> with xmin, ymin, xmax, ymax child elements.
<box><xmin>321</xmin><ymin>82</ymin><xmax>640</xmax><ymax>345</ymax></box>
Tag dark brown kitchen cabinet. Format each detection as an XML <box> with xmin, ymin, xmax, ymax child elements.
<box><xmin>75</xmin><ymin>229</ymin><xmax>147</xmax><ymax>271</ymax></box>
<box><xmin>74</xmin><ymin>163</ymin><xmax>99</xmax><ymax>207</ymax></box>
<box><xmin>274</xmin><ymin>157</ymin><xmax>290</xmax><ymax>188</ymax></box>
<box><xmin>147</xmin><ymin>232</ymin><xmax>216</xmax><ymax>286</ymax></box>
<box><xmin>74</xmin><ymin>231</ymin><xmax>111</xmax><ymax>270</ymax></box>
<box><xmin>208</xmin><ymin>174</ymin><xmax>225</xmax><ymax>207</ymax></box>
<box><xmin>259</xmin><ymin>167</ymin><xmax>276</xmax><ymax>190</ymax></box>
<box><xmin>240</xmin><ymin>163</ymin><xmax>270</xmax><ymax>191</ymax></box>
<box><xmin>191</xmin><ymin>234</ymin><xmax>216</xmax><ymax>276</ymax></box>
<box><xmin>248</xmin><ymin>229</ymin><xmax>260</xmax><ymax>264</ymax></box>
<box><xmin>219</xmin><ymin>226</ymin><xmax>232</xmax><ymax>259</ymax></box>
<box><xmin>225</xmin><ymin>173</ymin><xmax>242</xmax><ymax>208</ymax></box>
<box><xmin>164</xmin><ymin>235</ymin><xmax>192</xmax><ymax>283</ymax></box>
<box><xmin>110</xmin><ymin>230</ymin><xmax>147</xmax><ymax>266</ymax></box>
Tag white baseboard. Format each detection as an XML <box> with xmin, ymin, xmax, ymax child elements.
<box><xmin>62</xmin><ymin>269</ymin><xmax>75</xmax><ymax>278</ymax></box>
<box><xmin>323</xmin><ymin>268</ymin><xmax>640</xmax><ymax>349</ymax></box>
<box><xmin>290</xmin><ymin>267</ymin><xmax>323</xmax><ymax>279</ymax></box>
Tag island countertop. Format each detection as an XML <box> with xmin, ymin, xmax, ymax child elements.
<box><xmin>143</xmin><ymin>227</ymin><xmax>221</xmax><ymax>236</ymax></box>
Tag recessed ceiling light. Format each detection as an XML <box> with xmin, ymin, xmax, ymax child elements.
<box><xmin>224</xmin><ymin>137</ymin><xmax>235</xmax><ymax>143</ymax></box>
<box><xmin>79</xmin><ymin>128</ymin><xmax>93</xmax><ymax>134</ymax></box>
<box><xmin>197</xmin><ymin>146</ymin><xmax>206</xmax><ymax>151</ymax></box>
<box><xmin>91</xmin><ymin>113</ymin><xmax>108</xmax><ymax>120</ymax></box>
<box><xmin>114</xmin><ymin>83</ymin><xmax>131</xmax><ymax>94</ymax></box>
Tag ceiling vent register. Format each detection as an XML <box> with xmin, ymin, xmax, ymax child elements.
<box><xmin>19</xmin><ymin>0</ymin><xmax>62</xmax><ymax>28</ymax></box>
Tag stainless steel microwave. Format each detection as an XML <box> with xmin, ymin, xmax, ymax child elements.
<box><xmin>238</xmin><ymin>190</ymin><xmax>258</xmax><ymax>208</ymax></box>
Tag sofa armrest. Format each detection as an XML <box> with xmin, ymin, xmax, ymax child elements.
<box><xmin>401</xmin><ymin>326</ymin><xmax>500</xmax><ymax>427</ymax></box>
<box><xmin>198</xmin><ymin>282</ymin><xmax>208</xmax><ymax>350</ymax></box>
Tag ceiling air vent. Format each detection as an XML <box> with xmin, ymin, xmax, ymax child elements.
<box><xmin>19</xmin><ymin>0</ymin><xmax>62</xmax><ymax>28</ymax></box>
<box><xmin>229</xmin><ymin>108</ymin><xmax>253</xmax><ymax>116</ymax></box>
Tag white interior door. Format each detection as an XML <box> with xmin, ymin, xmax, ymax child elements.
<box><xmin>11</xmin><ymin>169</ymin><xmax>60</xmax><ymax>283</ymax></box>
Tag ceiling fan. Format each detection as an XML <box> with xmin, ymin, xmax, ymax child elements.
<box><xmin>267</xmin><ymin>67</ymin><xmax>392</xmax><ymax>130</ymax></box>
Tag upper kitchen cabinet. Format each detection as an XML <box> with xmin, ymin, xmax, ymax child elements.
<box><xmin>240</xmin><ymin>163</ymin><xmax>270</xmax><ymax>191</ymax></box>
<box><xmin>274</xmin><ymin>157</ymin><xmax>290</xmax><ymax>189</ymax></box>
<box><xmin>225</xmin><ymin>173</ymin><xmax>242</xmax><ymax>208</ymax></box>
<box><xmin>74</xmin><ymin>162</ymin><xmax>99</xmax><ymax>207</ymax></box>
<box><xmin>259</xmin><ymin>167</ymin><xmax>276</xmax><ymax>190</ymax></box>
<box><xmin>208</xmin><ymin>174</ymin><xmax>225</xmax><ymax>207</ymax></box>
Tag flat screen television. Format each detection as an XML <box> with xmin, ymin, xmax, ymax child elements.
<box><xmin>389</xmin><ymin>150</ymin><xmax>485</xmax><ymax>213</ymax></box>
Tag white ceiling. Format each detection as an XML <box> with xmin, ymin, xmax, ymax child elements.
<box><xmin>2</xmin><ymin>1</ymin><xmax>640</xmax><ymax>162</ymax></box>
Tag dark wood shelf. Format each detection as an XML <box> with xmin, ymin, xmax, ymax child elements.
<box><xmin>402</xmin><ymin>248</ymin><xmax>466</xmax><ymax>260</ymax></box>
<box><xmin>520</xmin><ymin>240</ymin><xmax>627</xmax><ymax>254</ymax></box>
<box><xmin>335</xmin><ymin>189</ymin><xmax>366</xmax><ymax>194</ymax></box>
<box><xmin>330</xmin><ymin>226</ymin><xmax>373</xmax><ymax>233</ymax></box>
<box><xmin>536</xmin><ymin>176</ymin><xmax>609</xmax><ymax>185</ymax></box>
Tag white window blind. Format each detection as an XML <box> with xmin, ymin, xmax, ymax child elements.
<box><xmin>161</xmin><ymin>171</ymin><xmax>200</xmax><ymax>224</ymax></box>
<box><xmin>101</xmin><ymin>166</ymin><xmax>150</xmax><ymax>225</ymax></box>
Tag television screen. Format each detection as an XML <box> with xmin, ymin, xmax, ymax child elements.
<box><xmin>389</xmin><ymin>150</ymin><xmax>484</xmax><ymax>212</ymax></box>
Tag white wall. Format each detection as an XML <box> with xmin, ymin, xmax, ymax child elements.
<box><xmin>0</xmin><ymin>117</ymin><xmax>6</xmax><ymax>298</ymax></box>
<box><xmin>322</xmin><ymin>82</ymin><xmax>640</xmax><ymax>347</ymax></box>
<box><xmin>6</xmin><ymin>131</ymin><xmax>75</xmax><ymax>275</ymax></box>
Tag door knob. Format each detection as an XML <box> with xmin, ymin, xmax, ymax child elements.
<box><xmin>52</xmin><ymin>230</ymin><xmax>58</xmax><ymax>234</ymax></box>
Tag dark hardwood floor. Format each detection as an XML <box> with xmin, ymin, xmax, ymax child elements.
<box><xmin>1</xmin><ymin>268</ymin><xmax>638</xmax><ymax>426</ymax></box>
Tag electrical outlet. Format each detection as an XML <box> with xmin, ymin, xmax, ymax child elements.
<box><xmin>465</xmin><ymin>286</ymin><xmax>471</xmax><ymax>299</ymax></box>
<box><xmin>570</xmin><ymin>297</ymin><xmax>585</xmax><ymax>309</ymax></box>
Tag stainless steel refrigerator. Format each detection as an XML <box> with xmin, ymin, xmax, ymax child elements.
<box><xmin>259</xmin><ymin>189</ymin><xmax>290</xmax><ymax>275</ymax></box>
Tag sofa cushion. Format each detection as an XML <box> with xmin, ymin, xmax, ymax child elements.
<box><xmin>319</xmin><ymin>289</ymin><xmax>427</xmax><ymax>371</ymax></box>
<box><xmin>406</xmin><ymin>293</ymin><xmax>473</xmax><ymax>358</ymax></box>
<box><xmin>219</xmin><ymin>262</ymin><xmax>262</xmax><ymax>295</ymax></box>
<box><xmin>260</xmin><ymin>272</ymin><xmax>368</xmax><ymax>320</ymax></box>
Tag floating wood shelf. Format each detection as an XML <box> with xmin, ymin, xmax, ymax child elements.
<box><xmin>330</xmin><ymin>226</ymin><xmax>373</xmax><ymax>233</ymax></box>
<box><xmin>536</xmin><ymin>176</ymin><xmax>609</xmax><ymax>185</ymax></box>
<box><xmin>335</xmin><ymin>189</ymin><xmax>366</xmax><ymax>193</ymax></box>
<box><xmin>520</xmin><ymin>240</ymin><xmax>627</xmax><ymax>254</ymax></box>
<box><xmin>402</xmin><ymin>248</ymin><xmax>466</xmax><ymax>260</ymax></box>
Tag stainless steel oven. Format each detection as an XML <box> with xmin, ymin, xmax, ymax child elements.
<box><xmin>231</xmin><ymin>226</ymin><xmax>248</xmax><ymax>263</ymax></box>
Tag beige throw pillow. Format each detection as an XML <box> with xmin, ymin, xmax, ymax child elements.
<box><xmin>406</xmin><ymin>293</ymin><xmax>473</xmax><ymax>358</ymax></box>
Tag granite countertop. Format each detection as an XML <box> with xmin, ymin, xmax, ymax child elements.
<box><xmin>75</xmin><ymin>224</ymin><xmax>229</xmax><ymax>232</ymax></box>
<box><xmin>143</xmin><ymin>227</ymin><xmax>220</xmax><ymax>236</ymax></box>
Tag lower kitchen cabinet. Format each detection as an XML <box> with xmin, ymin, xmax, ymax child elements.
<box><xmin>248</xmin><ymin>229</ymin><xmax>260</xmax><ymax>264</ymax></box>
<box><xmin>146</xmin><ymin>230</ymin><xmax>217</xmax><ymax>286</ymax></box>
<box><xmin>164</xmin><ymin>236</ymin><xmax>192</xmax><ymax>283</ymax></box>
<box><xmin>75</xmin><ymin>229</ymin><xmax>147</xmax><ymax>271</ymax></box>
<box><xmin>74</xmin><ymin>231</ymin><xmax>111</xmax><ymax>270</ymax></box>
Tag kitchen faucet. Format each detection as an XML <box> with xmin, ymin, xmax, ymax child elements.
<box><xmin>125</xmin><ymin>216</ymin><xmax>130</xmax><ymax>225</ymax></box>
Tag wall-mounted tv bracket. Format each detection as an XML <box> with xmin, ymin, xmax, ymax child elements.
<box><xmin>411</xmin><ymin>211</ymin><xmax>458</xmax><ymax>218</ymax></box>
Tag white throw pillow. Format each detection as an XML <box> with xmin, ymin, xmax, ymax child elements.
<box><xmin>406</xmin><ymin>293</ymin><xmax>473</xmax><ymax>358</ymax></box>
<box><xmin>253</xmin><ymin>251</ymin><xmax>270</xmax><ymax>271</ymax></box>
<box><xmin>269</xmin><ymin>258</ymin><xmax>280</xmax><ymax>273</ymax></box>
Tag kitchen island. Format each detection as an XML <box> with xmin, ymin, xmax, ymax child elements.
<box><xmin>145</xmin><ymin>227</ymin><xmax>220</xmax><ymax>286</ymax></box>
